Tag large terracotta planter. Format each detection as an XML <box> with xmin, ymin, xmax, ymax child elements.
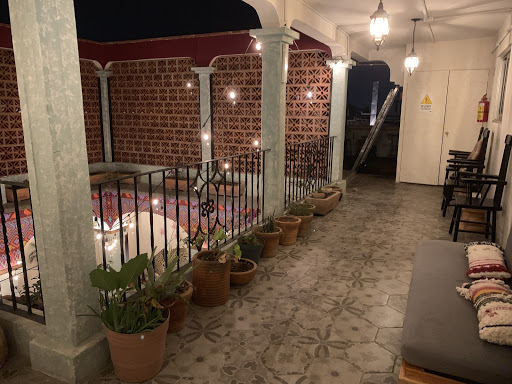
<box><xmin>0</xmin><ymin>325</ymin><xmax>7</xmax><ymax>368</ymax></box>
<box><xmin>105</xmin><ymin>313</ymin><xmax>170</xmax><ymax>383</ymax></box>
<box><xmin>161</xmin><ymin>281</ymin><xmax>193</xmax><ymax>333</ymax></box>
<box><xmin>230</xmin><ymin>258</ymin><xmax>257</xmax><ymax>286</ymax></box>
<box><xmin>306</xmin><ymin>191</ymin><xmax>341</xmax><ymax>215</ymax></box>
<box><xmin>254</xmin><ymin>226</ymin><xmax>283</xmax><ymax>258</ymax></box>
<box><xmin>275</xmin><ymin>216</ymin><xmax>301</xmax><ymax>246</ymax></box>
<box><xmin>165</xmin><ymin>177</ymin><xmax>190</xmax><ymax>191</ymax></box>
<box><xmin>237</xmin><ymin>239</ymin><xmax>264</xmax><ymax>264</ymax></box>
<box><xmin>192</xmin><ymin>250</ymin><xmax>231</xmax><ymax>307</ymax></box>
<box><xmin>208</xmin><ymin>182</ymin><xmax>244</xmax><ymax>196</ymax></box>
<box><xmin>291</xmin><ymin>213</ymin><xmax>314</xmax><ymax>237</ymax></box>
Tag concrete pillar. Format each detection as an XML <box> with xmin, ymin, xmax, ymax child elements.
<box><xmin>326</xmin><ymin>59</ymin><xmax>355</xmax><ymax>188</ymax></box>
<box><xmin>8</xmin><ymin>0</ymin><xmax>109</xmax><ymax>382</ymax></box>
<box><xmin>96</xmin><ymin>70</ymin><xmax>113</xmax><ymax>162</ymax></box>
<box><xmin>250</xmin><ymin>27</ymin><xmax>299</xmax><ymax>215</ymax></box>
<box><xmin>191</xmin><ymin>67</ymin><xmax>215</xmax><ymax>161</ymax></box>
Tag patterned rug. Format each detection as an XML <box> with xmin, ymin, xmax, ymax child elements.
<box><xmin>0</xmin><ymin>193</ymin><xmax>258</xmax><ymax>270</ymax></box>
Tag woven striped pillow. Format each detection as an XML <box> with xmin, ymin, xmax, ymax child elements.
<box><xmin>457</xmin><ymin>279</ymin><xmax>512</xmax><ymax>346</ymax></box>
<box><xmin>464</xmin><ymin>242</ymin><xmax>511</xmax><ymax>279</ymax></box>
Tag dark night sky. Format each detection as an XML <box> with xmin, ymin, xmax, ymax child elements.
<box><xmin>0</xmin><ymin>0</ymin><xmax>261</xmax><ymax>42</ymax></box>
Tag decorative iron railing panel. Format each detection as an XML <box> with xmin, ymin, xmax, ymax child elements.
<box><xmin>0</xmin><ymin>150</ymin><xmax>267</xmax><ymax>321</ymax></box>
<box><xmin>285</xmin><ymin>136</ymin><xmax>335</xmax><ymax>207</ymax></box>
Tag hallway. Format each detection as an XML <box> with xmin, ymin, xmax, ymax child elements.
<box><xmin>1</xmin><ymin>175</ymin><xmax>480</xmax><ymax>384</ymax></box>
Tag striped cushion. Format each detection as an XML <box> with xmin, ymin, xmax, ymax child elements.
<box><xmin>457</xmin><ymin>279</ymin><xmax>512</xmax><ymax>346</ymax></box>
<box><xmin>465</xmin><ymin>242</ymin><xmax>511</xmax><ymax>279</ymax></box>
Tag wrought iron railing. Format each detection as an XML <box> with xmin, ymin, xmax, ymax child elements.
<box><xmin>284</xmin><ymin>136</ymin><xmax>335</xmax><ymax>207</ymax></box>
<box><xmin>0</xmin><ymin>149</ymin><xmax>268</xmax><ymax>321</ymax></box>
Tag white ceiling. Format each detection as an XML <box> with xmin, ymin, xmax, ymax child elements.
<box><xmin>303</xmin><ymin>0</ymin><xmax>512</xmax><ymax>49</ymax></box>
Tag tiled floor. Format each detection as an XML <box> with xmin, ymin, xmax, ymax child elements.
<box><xmin>1</xmin><ymin>174</ymin><xmax>480</xmax><ymax>384</ymax></box>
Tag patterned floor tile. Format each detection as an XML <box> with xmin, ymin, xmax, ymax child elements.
<box><xmin>4</xmin><ymin>174</ymin><xmax>484</xmax><ymax>384</ymax></box>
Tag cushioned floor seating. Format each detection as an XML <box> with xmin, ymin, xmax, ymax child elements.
<box><xmin>401</xmin><ymin>240</ymin><xmax>512</xmax><ymax>384</ymax></box>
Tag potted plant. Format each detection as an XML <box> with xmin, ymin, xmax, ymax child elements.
<box><xmin>230</xmin><ymin>244</ymin><xmax>257</xmax><ymax>286</ymax></box>
<box><xmin>306</xmin><ymin>187</ymin><xmax>342</xmax><ymax>215</ymax></box>
<box><xmin>191</xmin><ymin>228</ymin><xmax>233</xmax><ymax>307</ymax></box>
<box><xmin>254</xmin><ymin>214</ymin><xmax>283</xmax><ymax>258</ymax></box>
<box><xmin>147</xmin><ymin>250</ymin><xmax>195</xmax><ymax>333</ymax></box>
<box><xmin>287</xmin><ymin>202</ymin><xmax>315</xmax><ymax>237</ymax></box>
<box><xmin>237</xmin><ymin>233</ymin><xmax>265</xmax><ymax>264</ymax></box>
<box><xmin>275</xmin><ymin>215</ymin><xmax>301</xmax><ymax>245</ymax></box>
<box><xmin>87</xmin><ymin>253</ymin><xmax>169</xmax><ymax>383</ymax></box>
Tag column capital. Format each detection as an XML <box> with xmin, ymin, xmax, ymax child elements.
<box><xmin>326</xmin><ymin>58</ymin><xmax>356</xmax><ymax>70</ymax></box>
<box><xmin>95</xmin><ymin>70</ymin><xmax>112</xmax><ymax>79</ymax></box>
<box><xmin>249</xmin><ymin>27</ymin><xmax>299</xmax><ymax>44</ymax></box>
<box><xmin>191</xmin><ymin>66</ymin><xmax>216</xmax><ymax>75</ymax></box>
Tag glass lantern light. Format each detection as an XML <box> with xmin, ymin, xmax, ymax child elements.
<box><xmin>370</xmin><ymin>0</ymin><xmax>390</xmax><ymax>50</ymax></box>
<box><xmin>405</xmin><ymin>18</ymin><xmax>420</xmax><ymax>75</ymax></box>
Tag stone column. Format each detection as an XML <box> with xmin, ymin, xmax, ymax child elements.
<box><xmin>326</xmin><ymin>59</ymin><xmax>355</xmax><ymax>188</ymax></box>
<box><xmin>8</xmin><ymin>0</ymin><xmax>109</xmax><ymax>382</ymax></box>
<box><xmin>96</xmin><ymin>70</ymin><xmax>113</xmax><ymax>162</ymax></box>
<box><xmin>250</xmin><ymin>27</ymin><xmax>299</xmax><ymax>215</ymax></box>
<box><xmin>191</xmin><ymin>67</ymin><xmax>215</xmax><ymax>162</ymax></box>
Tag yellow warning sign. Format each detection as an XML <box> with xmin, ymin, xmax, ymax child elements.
<box><xmin>420</xmin><ymin>94</ymin><xmax>432</xmax><ymax>112</ymax></box>
<box><xmin>421</xmin><ymin>94</ymin><xmax>432</xmax><ymax>104</ymax></box>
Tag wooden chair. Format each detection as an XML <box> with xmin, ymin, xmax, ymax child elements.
<box><xmin>446</xmin><ymin>126</ymin><xmax>484</xmax><ymax>160</ymax></box>
<box><xmin>441</xmin><ymin>129</ymin><xmax>490</xmax><ymax>216</ymax></box>
<box><xmin>449</xmin><ymin>134</ymin><xmax>512</xmax><ymax>242</ymax></box>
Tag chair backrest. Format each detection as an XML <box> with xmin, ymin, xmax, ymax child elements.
<box><xmin>493</xmin><ymin>134</ymin><xmax>512</xmax><ymax>207</ymax></box>
<box><xmin>477</xmin><ymin>126</ymin><xmax>485</xmax><ymax>140</ymax></box>
<box><xmin>478</xmin><ymin>129</ymin><xmax>491</xmax><ymax>162</ymax></box>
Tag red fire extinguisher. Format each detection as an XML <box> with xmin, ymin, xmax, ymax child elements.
<box><xmin>477</xmin><ymin>94</ymin><xmax>489</xmax><ymax>123</ymax></box>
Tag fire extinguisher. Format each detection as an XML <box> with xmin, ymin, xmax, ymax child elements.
<box><xmin>477</xmin><ymin>94</ymin><xmax>489</xmax><ymax>123</ymax></box>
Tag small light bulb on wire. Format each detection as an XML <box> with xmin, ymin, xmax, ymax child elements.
<box><xmin>254</xmin><ymin>140</ymin><xmax>259</xmax><ymax>146</ymax></box>
<box><xmin>229</xmin><ymin>91</ymin><xmax>236</xmax><ymax>99</ymax></box>
<box><xmin>225</xmin><ymin>163</ymin><xmax>230</xmax><ymax>169</ymax></box>
<box><xmin>255</xmin><ymin>42</ymin><xmax>262</xmax><ymax>51</ymax></box>
<box><xmin>153</xmin><ymin>198</ymin><xmax>159</xmax><ymax>205</ymax></box>
<box><xmin>186</xmin><ymin>82</ymin><xmax>192</xmax><ymax>88</ymax></box>
<box><xmin>307</xmin><ymin>91</ymin><xmax>313</xmax><ymax>98</ymax></box>
<box><xmin>129</xmin><ymin>222</ymin><xmax>134</xmax><ymax>229</ymax></box>
<box><xmin>96</xmin><ymin>233</ymin><xmax>102</xmax><ymax>240</ymax></box>
<box><xmin>203</xmin><ymin>133</ymin><xmax>209</xmax><ymax>141</ymax></box>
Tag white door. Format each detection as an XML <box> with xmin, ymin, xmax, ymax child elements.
<box><xmin>437</xmin><ymin>70</ymin><xmax>489</xmax><ymax>184</ymax></box>
<box><xmin>399</xmin><ymin>71</ymin><xmax>449</xmax><ymax>185</ymax></box>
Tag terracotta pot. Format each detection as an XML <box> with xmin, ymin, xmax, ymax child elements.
<box><xmin>0</xmin><ymin>325</ymin><xmax>7</xmax><ymax>368</ymax></box>
<box><xmin>311</xmin><ymin>192</ymin><xmax>326</xmax><ymax>199</ymax></box>
<box><xmin>230</xmin><ymin>258</ymin><xmax>258</xmax><ymax>286</ymax></box>
<box><xmin>192</xmin><ymin>250</ymin><xmax>231</xmax><ymax>307</ymax></box>
<box><xmin>161</xmin><ymin>281</ymin><xmax>193</xmax><ymax>333</ymax></box>
<box><xmin>237</xmin><ymin>239</ymin><xmax>264</xmax><ymax>264</ymax></box>
<box><xmin>275</xmin><ymin>216</ymin><xmax>301</xmax><ymax>245</ymax></box>
<box><xmin>290</xmin><ymin>213</ymin><xmax>314</xmax><ymax>237</ymax></box>
<box><xmin>105</xmin><ymin>313</ymin><xmax>169</xmax><ymax>383</ymax></box>
<box><xmin>306</xmin><ymin>191</ymin><xmax>341</xmax><ymax>215</ymax></box>
<box><xmin>254</xmin><ymin>226</ymin><xmax>283</xmax><ymax>258</ymax></box>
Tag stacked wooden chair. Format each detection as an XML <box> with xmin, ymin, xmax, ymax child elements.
<box><xmin>449</xmin><ymin>134</ymin><xmax>512</xmax><ymax>242</ymax></box>
<box><xmin>441</xmin><ymin>128</ymin><xmax>490</xmax><ymax>216</ymax></box>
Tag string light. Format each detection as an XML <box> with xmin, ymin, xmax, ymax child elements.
<box><xmin>186</xmin><ymin>82</ymin><xmax>192</xmax><ymax>88</ymax></box>
<box><xmin>96</xmin><ymin>233</ymin><xmax>102</xmax><ymax>240</ymax></box>
<box><xmin>14</xmin><ymin>275</ymin><xmax>18</xmax><ymax>281</ymax></box>
<box><xmin>307</xmin><ymin>91</ymin><xmax>313</xmax><ymax>98</ymax></box>
<box><xmin>224</xmin><ymin>163</ymin><xmax>230</xmax><ymax>169</ymax></box>
<box><xmin>203</xmin><ymin>133</ymin><xmax>209</xmax><ymax>141</ymax></box>
<box><xmin>255</xmin><ymin>42</ymin><xmax>262</xmax><ymax>51</ymax></box>
<box><xmin>153</xmin><ymin>198</ymin><xmax>159</xmax><ymax>205</ymax></box>
<box><xmin>129</xmin><ymin>222</ymin><xmax>134</xmax><ymax>229</ymax></box>
<box><xmin>254</xmin><ymin>140</ymin><xmax>259</xmax><ymax>146</ymax></box>
<box><xmin>229</xmin><ymin>91</ymin><xmax>236</xmax><ymax>99</ymax></box>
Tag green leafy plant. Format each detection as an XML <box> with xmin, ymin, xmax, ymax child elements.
<box><xmin>238</xmin><ymin>233</ymin><xmax>262</xmax><ymax>246</ymax></box>
<box><xmin>87</xmin><ymin>253</ymin><xmax>166</xmax><ymax>334</ymax></box>
<box><xmin>262</xmin><ymin>212</ymin><xmax>277</xmax><ymax>233</ymax></box>
<box><xmin>287</xmin><ymin>202</ymin><xmax>313</xmax><ymax>217</ymax></box>
<box><xmin>16</xmin><ymin>277</ymin><xmax>43</xmax><ymax>308</ymax></box>
<box><xmin>142</xmin><ymin>249</ymin><xmax>194</xmax><ymax>308</ymax></box>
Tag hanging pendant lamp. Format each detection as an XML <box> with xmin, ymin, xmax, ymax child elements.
<box><xmin>370</xmin><ymin>0</ymin><xmax>390</xmax><ymax>50</ymax></box>
<box><xmin>405</xmin><ymin>18</ymin><xmax>420</xmax><ymax>75</ymax></box>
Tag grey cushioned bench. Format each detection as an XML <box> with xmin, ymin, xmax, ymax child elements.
<box><xmin>401</xmin><ymin>239</ymin><xmax>512</xmax><ymax>384</ymax></box>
